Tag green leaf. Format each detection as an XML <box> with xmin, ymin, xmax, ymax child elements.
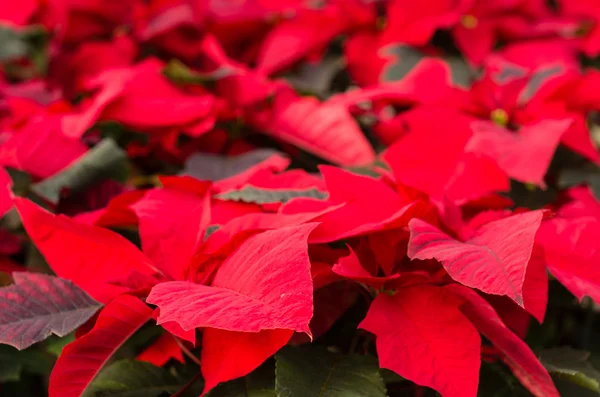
<box><xmin>275</xmin><ymin>346</ymin><xmax>387</xmax><ymax>397</ymax></box>
<box><xmin>83</xmin><ymin>359</ymin><xmax>191</xmax><ymax>397</ymax></box>
<box><xmin>31</xmin><ymin>139</ymin><xmax>127</xmax><ymax>204</ymax></box>
<box><xmin>44</xmin><ymin>334</ymin><xmax>75</xmax><ymax>356</ymax></box>
<box><xmin>163</xmin><ymin>59</ymin><xmax>232</xmax><ymax>85</ymax></box>
<box><xmin>0</xmin><ymin>344</ymin><xmax>55</xmax><ymax>382</ymax></box>
<box><xmin>540</xmin><ymin>347</ymin><xmax>600</xmax><ymax>392</ymax></box>
<box><xmin>0</xmin><ymin>27</ymin><xmax>29</xmax><ymax>62</ymax></box>
<box><xmin>216</xmin><ymin>186</ymin><xmax>327</xmax><ymax>204</ymax></box>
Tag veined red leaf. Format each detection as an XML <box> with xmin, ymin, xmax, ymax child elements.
<box><xmin>447</xmin><ymin>285</ymin><xmax>559</xmax><ymax>397</ymax></box>
<box><xmin>256</xmin><ymin>96</ymin><xmax>375</xmax><ymax>166</ymax></box>
<box><xmin>148</xmin><ymin>224</ymin><xmax>317</xmax><ymax>334</ymax></box>
<box><xmin>200</xmin><ymin>328</ymin><xmax>293</xmax><ymax>395</ymax></box>
<box><xmin>131</xmin><ymin>187</ymin><xmax>210</xmax><ymax>281</ymax></box>
<box><xmin>14</xmin><ymin>198</ymin><xmax>157</xmax><ymax>303</ymax></box>
<box><xmin>467</xmin><ymin>119</ymin><xmax>571</xmax><ymax>186</ymax></box>
<box><xmin>359</xmin><ymin>285</ymin><xmax>480</xmax><ymax>397</ymax></box>
<box><xmin>0</xmin><ymin>273</ymin><xmax>102</xmax><ymax>350</ymax></box>
<box><xmin>408</xmin><ymin>211</ymin><xmax>543</xmax><ymax>306</ymax></box>
<box><xmin>537</xmin><ymin>217</ymin><xmax>600</xmax><ymax>304</ymax></box>
<box><xmin>49</xmin><ymin>295</ymin><xmax>153</xmax><ymax>397</ymax></box>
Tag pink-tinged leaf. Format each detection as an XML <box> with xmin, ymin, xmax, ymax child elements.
<box><xmin>447</xmin><ymin>285</ymin><xmax>559</xmax><ymax>397</ymax></box>
<box><xmin>136</xmin><ymin>332</ymin><xmax>184</xmax><ymax>367</ymax></box>
<box><xmin>14</xmin><ymin>198</ymin><xmax>157</xmax><ymax>303</ymax></box>
<box><xmin>256</xmin><ymin>96</ymin><xmax>375</xmax><ymax>166</ymax></box>
<box><xmin>200</xmin><ymin>328</ymin><xmax>293</xmax><ymax>395</ymax></box>
<box><xmin>359</xmin><ymin>285</ymin><xmax>480</xmax><ymax>397</ymax></box>
<box><xmin>408</xmin><ymin>211</ymin><xmax>544</xmax><ymax>306</ymax></box>
<box><xmin>537</xmin><ymin>217</ymin><xmax>600</xmax><ymax>304</ymax></box>
<box><xmin>49</xmin><ymin>295</ymin><xmax>152</xmax><ymax>397</ymax></box>
<box><xmin>131</xmin><ymin>188</ymin><xmax>210</xmax><ymax>280</ymax></box>
<box><xmin>148</xmin><ymin>224</ymin><xmax>317</xmax><ymax>335</ymax></box>
<box><xmin>0</xmin><ymin>168</ymin><xmax>12</xmax><ymax>218</ymax></box>
<box><xmin>0</xmin><ymin>272</ymin><xmax>102</xmax><ymax>350</ymax></box>
<box><xmin>467</xmin><ymin>119</ymin><xmax>571</xmax><ymax>186</ymax></box>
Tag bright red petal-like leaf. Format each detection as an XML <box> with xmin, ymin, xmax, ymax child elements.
<box><xmin>14</xmin><ymin>198</ymin><xmax>157</xmax><ymax>303</ymax></box>
<box><xmin>522</xmin><ymin>245</ymin><xmax>548</xmax><ymax>323</ymax></box>
<box><xmin>200</xmin><ymin>328</ymin><xmax>293</xmax><ymax>395</ymax></box>
<box><xmin>537</xmin><ymin>217</ymin><xmax>600</xmax><ymax>304</ymax></box>
<box><xmin>0</xmin><ymin>115</ymin><xmax>88</xmax><ymax>179</ymax></box>
<box><xmin>359</xmin><ymin>285</ymin><xmax>480</xmax><ymax>397</ymax></box>
<box><xmin>255</xmin><ymin>96</ymin><xmax>375</xmax><ymax>166</ymax></box>
<box><xmin>383</xmin><ymin>108</ymin><xmax>492</xmax><ymax>200</ymax></box>
<box><xmin>49</xmin><ymin>295</ymin><xmax>152</xmax><ymax>397</ymax></box>
<box><xmin>332</xmin><ymin>246</ymin><xmax>399</xmax><ymax>288</ymax></box>
<box><xmin>136</xmin><ymin>332</ymin><xmax>184</xmax><ymax>367</ymax></box>
<box><xmin>148</xmin><ymin>224</ymin><xmax>317</xmax><ymax>335</ymax></box>
<box><xmin>132</xmin><ymin>187</ymin><xmax>210</xmax><ymax>281</ymax></box>
<box><xmin>467</xmin><ymin>119</ymin><xmax>571</xmax><ymax>186</ymax></box>
<box><xmin>408</xmin><ymin>211</ymin><xmax>544</xmax><ymax>306</ymax></box>
<box><xmin>0</xmin><ymin>272</ymin><xmax>102</xmax><ymax>350</ymax></box>
<box><xmin>447</xmin><ymin>285</ymin><xmax>559</xmax><ymax>397</ymax></box>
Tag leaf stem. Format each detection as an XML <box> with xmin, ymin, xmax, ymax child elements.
<box><xmin>175</xmin><ymin>337</ymin><xmax>201</xmax><ymax>366</ymax></box>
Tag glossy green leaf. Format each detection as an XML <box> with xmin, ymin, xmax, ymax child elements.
<box><xmin>540</xmin><ymin>347</ymin><xmax>600</xmax><ymax>392</ymax></box>
<box><xmin>83</xmin><ymin>359</ymin><xmax>190</xmax><ymax>397</ymax></box>
<box><xmin>275</xmin><ymin>346</ymin><xmax>387</xmax><ymax>397</ymax></box>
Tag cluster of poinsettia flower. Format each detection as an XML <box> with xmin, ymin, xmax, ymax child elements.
<box><xmin>1</xmin><ymin>0</ymin><xmax>600</xmax><ymax>396</ymax></box>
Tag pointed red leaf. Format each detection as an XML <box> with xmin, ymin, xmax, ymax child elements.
<box><xmin>148</xmin><ymin>224</ymin><xmax>317</xmax><ymax>335</ymax></box>
<box><xmin>408</xmin><ymin>211</ymin><xmax>543</xmax><ymax>306</ymax></box>
<box><xmin>136</xmin><ymin>332</ymin><xmax>184</xmax><ymax>367</ymax></box>
<box><xmin>0</xmin><ymin>115</ymin><xmax>88</xmax><ymax>179</ymax></box>
<box><xmin>359</xmin><ymin>285</ymin><xmax>480</xmax><ymax>397</ymax></box>
<box><xmin>200</xmin><ymin>328</ymin><xmax>293</xmax><ymax>395</ymax></box>
<box><xmin>0</xmin><ymin>273</ymin><xmax>102</xmax><ymax>350</ymax></box>
<box><xmin>537</xmin><ymin>217</ymin><xmax>600</xmax><ymax>304</ymax></box>
<box><xmin>467</xmin><ymin>119</ymin><xmax>571</xmax><ymax>186</ymax></box>
<box><xmin>447</xmin><ymin>285</ymin><xmax>559</xmax><ymax>397</ymax></box>
<box><xmin>14</xmin><ymin>198</ymin><xmax>156</xmax><ymax>303</ymax></box>
<box><xmin>131</xmin><ymin>188</ymin><xmax>210</xmax><ymax>280</ymax></box>
<box><xmin>332</xmin><ymin>247</ymin><xmax>399</xmax><ymax>288</ymax></box>
<box><xmin>49</xmin><ymin>295</ymin><xmax>153</xmax><ymax>397</ymax></box>
<box><xmin>522</xmin><ymin>245</ymin><xmax>548</xmax><ymax>323</ymax></box>
<box><xmin>256</xmin><ymin>96</ymin><xmax>375</xmax><ymax>166</ymax></box>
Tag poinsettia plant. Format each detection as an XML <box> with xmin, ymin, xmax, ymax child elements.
<box><xmin>2</xmin><ymin>0</ymin><xmax>600</xmax><ymax>396</ymax></box>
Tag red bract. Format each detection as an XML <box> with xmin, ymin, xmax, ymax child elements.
<box><xmin>360</xmin><ymin>285</ymin><xmax>481</xmax><ymax>397</ymax></box>
<box><xmin>408</xmin><ymin>211</ymin><xmax>543</xmax><ymax>308</ymax></box>
<box><xmin>48</xmin><ymin>295</ymin><xmax>152</xmax><ymax>397</ymax></box>
<box><xmin>3</xmin><ymin>1</ymin><xmax>600</xmax><ymax>396</ymax></box>
<box><xmin>148</xmin><ymin>224</ymin><xmax>316</xmax><ymax>393</ymax></box>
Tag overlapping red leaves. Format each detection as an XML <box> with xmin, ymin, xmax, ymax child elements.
<box><xmin>2</xmin><ymin>0</ymin><xmax>600</xmax><ymax>396</ymax></box>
